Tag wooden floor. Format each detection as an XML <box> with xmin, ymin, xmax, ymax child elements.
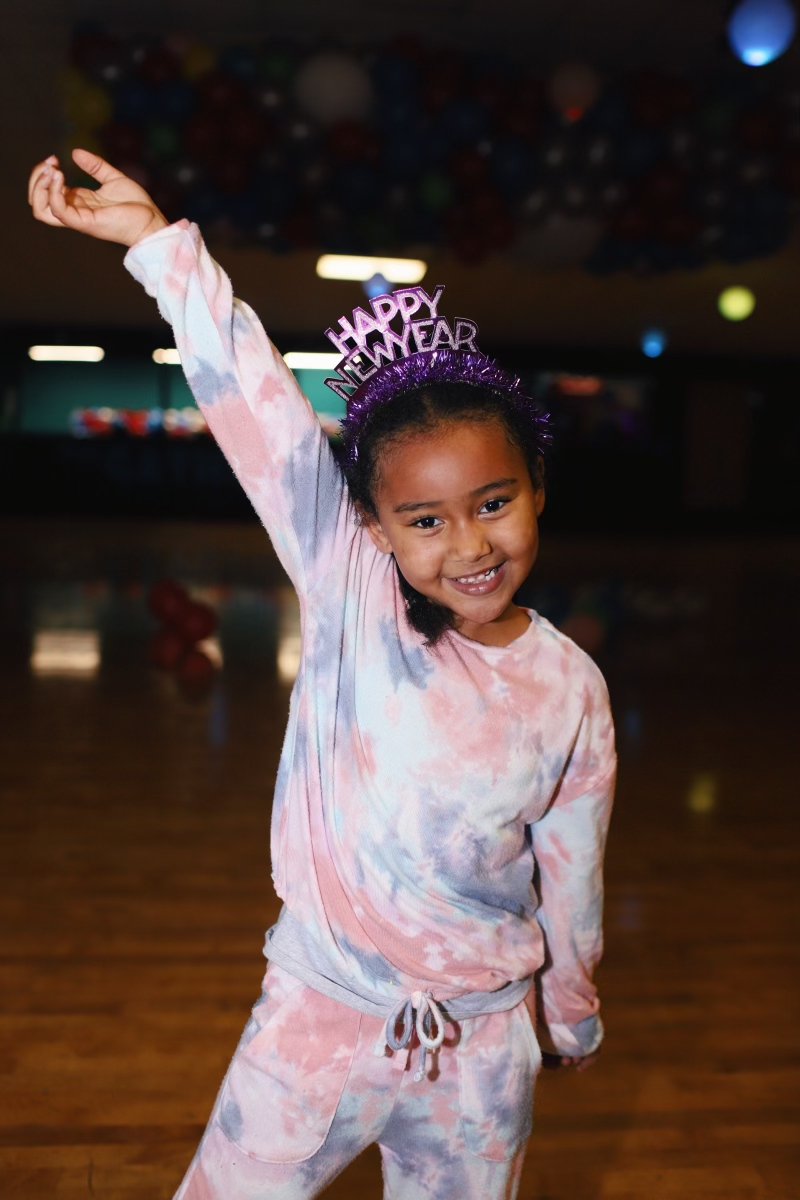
<box><xmin>1</xmin><ymin>518</ymin><xmax>798</xmax><ymax>1200</ymax></box>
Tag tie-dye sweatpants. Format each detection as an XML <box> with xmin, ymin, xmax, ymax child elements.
<box><xmin>174</xmin><ymin>964</ymin><xmax>541</xmax><ymax>1200</ymax></box>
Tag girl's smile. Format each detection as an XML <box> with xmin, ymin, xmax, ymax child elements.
<box><xmin>362</xmin><ymin>420</ymin><xmax>545</xmax><ymax>647</ymax></box>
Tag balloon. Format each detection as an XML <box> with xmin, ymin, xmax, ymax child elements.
<box><xmin>610</xmin><ymin>204</ymin><xmax>652</xmax><ymax>241</ymax></box>
<box><xmin>101</xmin><ymin>122</ymin><xmax>145</xmax><ymax>163</ymax></box>
<box><xmin>229</xmin><ymin>107</ymin><xmax>270</xmax><ymax>154</ymax></box>
<box><xmin>148</xmin><ymin>628</ymin><xmax>188</xmax><ymax>670</ymax></box>
<box><xmin>334</xmin><ymin>163</ymin><xmax>381</xmax><ymax>213</ymax></box>
<box><xmin>728</xmin><ymin>0</ymin><xmax>797</xmax><ymax>66</ymax></box>
<box><xmin>294</xmin><ymin>52</ymin><xmax>373</xmax><ymax>125</ymax></box>
<box><xmin>639</xmin><ymin>164</ymin><xmax>687</xmax><ymax>213</ymax></box>
<box><xmin>114</xmin><ymin>78</ymin><xmax>154</xmax><ymax>124</ymax></box>
<box><xmin>736</xmin><ymin>105</ymin><xmax>781</xmax><ymax>150</ymax></box>
<box><xmin>421</xmin><ymin>51</ymin><xmax>464</xmax><ymax>113</ymax></box>
<box><xmin>617</xmin><ymin>129</ymin><xmax>663</xmax><ymax>177</ymax></box>
<box><xmin>548</xmin><ymin>63</ymin><xmax>601</xmax><ymax>122</ymax></box>
<box><xmin>146</xmin><ymin>122</ymin><xmax>181</xmax><ymax>162</ymax></box>
<box><xmin>513</xmin><ymin>214</ymin><xmax>604</xmax><ymax>267</ymax></box>
<box><xmin>418</xmin><ymin>170</ymin><xmax>454</xmax><ymax>212</ymax></box>
<box><xmin>182</xmin><ymin>44</ymin><xmax>215</xmax><ymax>80</ymax></box>
<box><xmin>148</xmin><ymin>580</ymin><xmax>189</xmax><ymax>625</ymax></box>
<box><xmin>383</xmin><ymin>132</ymin><xmax>425</xmax><ymax>180</ymax></box>
<box><xmin>435</xmin><ymin>97</ymin><xmax>490</xmax><ymax>147</ymax></box>
<box><xmin>451</xmin><ymin>230</ymin><xmax>490</xmax><ymax>265</ymax></box>
<box><xmin>491</xmin><ymin>140</ymin><xmax>535</xmax><ymax>197</ymax></box>
<box><xmin>65</xmin><ymin>77</ymin><xmax>113</xmax><ymax>130</ymax></box>
<box><xmin>184</xmin><ymin>113</ymin><xmax>223</xmax><ymax>160</ymax></box>
<box><xmin>211</xmin><ymin>153</ymin><xmax>254</xmax><ymax>195</ymax></box>
<box><xmin>655</xmin><ymin>210</ymin><xmax>702</xmax><ymax>246</ymax></box>
<box><xmin>258</xmin><ymin>45</ymin><xmax>297</xmax><ymax>86</ymax></box>
<box><xmin>449</xmin><ymin>147</ymin><xmax>490</xmax><ymax>191</ymax></box>
<box><xmin>176</xmin><ymin>647</ymin><xmax>215</xmax><ymax>697</ymax></box>
<box><xmin>138</xmin><ymin>48</ymin><xmax>179</xmax><ymax>87</ymax></box>
<box><xmin>177</xmin><ymin>600</ymin><xmax>217</xmax><ymax>643</ymax></box>
<box><xmin>198</xmin><ymin>71</ymin><xmax>248</xmax><ymax>113</ymax></box>
<box><xmin>219</xmin><ymin>45</ymin><xmax>258</xmax><ymax>82</ymax></box>
<box><xmin>329</xmin><ymin>120</ymin><xmax>378</xmax><ymax>163</ymax></box>
<box><xmin>155</xmin><ymin>79</ymin><xmax>195</xmax><ymax>124</ymax></box>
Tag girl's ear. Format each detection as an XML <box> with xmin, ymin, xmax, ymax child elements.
<box><xmin>355</xmin><ymin>504</ymin><xmax>394</xmax><ymax>555</ymax></box>
<box><xmin>534</xmin><ymin>486</ymin><xmax>546</xmax><ymax>517</ymax></box>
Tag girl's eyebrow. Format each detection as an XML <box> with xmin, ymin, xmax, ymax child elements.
<box><xmin>393</xmin><ymin>477</ymin><xmax>518</xmax><ymax>513</ymax></box>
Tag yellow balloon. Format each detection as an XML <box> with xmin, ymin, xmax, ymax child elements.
<box><xmin>62</xmin><ymin>71</ymin><xmax>112</xmax><ymax>131</ymax></box>
<box><xmin>718</xmin><ymin>286</ymin><xmax>756</xmax><ymax>321</ymax></box>
<box><xmin>183</xmin><ymin>44</ymin><xmax>215</xmax><ymax>79</ymax></box>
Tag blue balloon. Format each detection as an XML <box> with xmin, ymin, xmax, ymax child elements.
<box><xmin>335</xmin><ymin>164</ymin><xmax>381</xmax><ymax>213</ymax></box>
<box><xmin>435</xmin><ymin>97</ymin><xmax>490</xmax><ymax>148</ymax></box>
<box><xmin>114</xmin><ymin>78</ymin><xmax>153</xmax><ymax>124</ymax></box>
<box><xmin>491</xmin><ymin>140</ymin><xmax>535</xmax><ymax>198</ymax></box>
<box><xmin>155</xmin><ymin>79</ymin><xmax>195</xmax><ymax>125</ymax></box>
<box><xmin>383</xmin><ymin>133</ymin><xmax>424</xmax><ymax>180</ymax></box>
<box><xmin>728</xmin><ymin>0</ymin><xmax>797</xmax><ymax>66</ymax></box>
<box><xmin>219</xmin><ymin>45</ymin><xmax>258</xmax><ymax>81</ymax></box>
<box><xmin>617</xmin><ymin>129</ymin><xmax>664</xmax><ymax>178</ymax></box>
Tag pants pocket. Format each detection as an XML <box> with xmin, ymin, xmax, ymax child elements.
<box><xmin>457</xmin><ymin>1000</ymin><xmax>542</xmax><ymax>1162</ymax></box>
<box><xmin>216</xmin><ymin>967</ymin><xmax>362</xmax><ymax>1164</ymax></box>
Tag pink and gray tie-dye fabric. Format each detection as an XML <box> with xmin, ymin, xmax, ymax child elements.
<box><xmin>174</xmin><ymin>964</ymin><xmax>535</xmax><ymax>1200</ymax></box>
<box><xmin>124</xmin><ymin>222</ymin><xmax>615</xmax><ymax>1047</ymax></box>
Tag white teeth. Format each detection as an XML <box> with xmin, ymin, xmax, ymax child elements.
<box><xmin>454</xmin><ymin>566</ymin><xmax>500</xmax><ymax>584</ymax></box>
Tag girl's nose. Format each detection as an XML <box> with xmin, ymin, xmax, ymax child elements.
<box><xmin>452</xmin><ymin>520</ymin><xmax>492</xmax><ymax>564</ymax></box>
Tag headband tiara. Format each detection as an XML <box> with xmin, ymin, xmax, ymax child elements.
<box><xmin>322</xmin><ymin>285</ymin><xmax>550</xmax><ymax>468</ymax></box>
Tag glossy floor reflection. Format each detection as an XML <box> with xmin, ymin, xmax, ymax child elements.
<box><xmin>1</xmin><ymin>518</ymin><xmax>798</xmax><ymax>1200</ymax></box>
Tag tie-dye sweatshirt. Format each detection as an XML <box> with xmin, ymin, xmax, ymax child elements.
<box><xmin>125</xmin><ymin>221</ymin><xmax>616</xmax><ymax>1056</ymax></box>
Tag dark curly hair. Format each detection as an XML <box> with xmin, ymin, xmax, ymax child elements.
<box><xmin>343</xmin><ymin>381</ymin><xmax>546</xmax><ymax>647</ymax></box>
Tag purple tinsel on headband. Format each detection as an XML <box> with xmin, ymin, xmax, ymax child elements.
<box><xmin>338</xmin><ymin>349</ymin><xmax>551</xmax><ymax>471</ymax></box>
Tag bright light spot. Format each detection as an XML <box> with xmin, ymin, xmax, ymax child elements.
<box><xmin>316</xmin><ymin>254</ymin><xmax>427</xmax><ymax>283</ymax></box>
<box><xmin>283</xmin><ymin>351</ymin><xmax>343</xmax><ymax>370</ymax></box>
<box><xmin>718</xmin><ymin>286</ymin><xmax>756</xmax><ymax>321</ymax></box>
<box><xmin>687</xmin><ymin>772</ymin><xmax>717</xmax><ymax>814</ymax></box>
<box><xmin>556</xmin><ymin>374</ymin><xmax>603</xmax><ymax>396</ymax></box>
<box><xmin>728</xmin><ymin>0</ymin><xmax>797</xmax><ymax>67</ymax></box>
<box><xmin>277</xmin><ymin>587</ymin><xmax>301</xmax><ymax>684</ymax></box>
<box><xmin>641</xmin><ymin>328</ymin><xmax>667</xmax><ymax>358</ymax></box>
<box><xmin>153</xmin><ymin>348</ymin><xmax>181</xmax><ymax>365</ymax></box>
<box><xmin>198</xmin><ymin>636</ymin><xmax>223</xmax><ymax>668</ymax></box>
<box><xmin>28</xmin><ymin>345</ymin><xmax>105</xmax><ymax>362</ymax></box>
<box><xmin>30</xmin><ymin>630</ymin><xmax>100</xmax><ymax>677</ymax></box>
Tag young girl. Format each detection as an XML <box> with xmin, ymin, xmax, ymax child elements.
<box><xmin>29</xmin><ymin>149</ymin><xmax>616</xmax><ymax>1200</ymax></box>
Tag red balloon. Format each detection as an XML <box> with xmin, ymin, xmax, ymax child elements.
<box><xmin>101</xmin><ymin>123</ymin><xmax>145</xmax><ymax>163</ymax></box>
<box><xmin>148</xmin><ymin>579</ymin><xmax>189</xmax><ymax>626</ymax></box>
<box><xmin>137</xmin><ymin>47</ymin><xmax>179</xmax><ymax>87</ymax></box>
<box><xmin>736</xmin><ymin>106</ymin><xmax>781</xmax><ymax>152</ymax></box>
<box><xmin>638</xmin><ymin>164</ymin><xmax>687</xmax><ymax>213</ymax></box>
<box><xmin>656</xmin><ymin>210</ymin><xmax>701</xmax><ymax>247</ymax></box>
<box><xmin>610</xmin><ymin>204</ymin><xmax>652</xmax><ymax>241</ymax></box>
<box><xmin>147</xmin><ymin>627</ymin><xmax>188</xmax><ymax>670</ymax></box>
<box><xmin>448</xmin><ymin>147</ymin><xmax>489</xmax><ymax>191</ymax></box>
<box><xmin>229</xmin><ymin>106</ymin><xmax>269</xmax><ymax>155</ymax></box>
<box><xmin>184</xmin><ymin>113</ymin><xmax>223</xmax><ymax>160</ymax></box>
<box><xmin>176</xmin><ymin>647</ymin><xmax>215</xmax><ymax>697</ymax></box>
<box><xmin>197</xmin><ymin>70</ymin><xmax>247</xmax><ymax>113</ymax></box>
<box><xmin>328</xmin><ymin>120</ymin><xmax>379</xmax><ymax>163</ymax></box>
<box><xmin>210</xmin><ymin>152</ymin><xmax>253</xmax><ymax>195</ymax></box>
<box><xmin>176</xmin><ymin>600</ymin><xmax>217</xmax><ymax>644</ymax></box>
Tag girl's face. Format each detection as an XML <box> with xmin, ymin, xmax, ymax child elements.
<box><xmin>362</xmin><ymin>418</ymin><xmax>545</xmax><ymax>645</ymax></box>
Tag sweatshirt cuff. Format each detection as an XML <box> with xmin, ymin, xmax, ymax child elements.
<box><xmin>538</xmin><ymin>1014</ymin><xmax>603</xmax><ymax>1058</ymax></box>
<box><xmin>123</xmin><ymin>218</ymin><xmax>194</xmax><ymax>296</ymax></box>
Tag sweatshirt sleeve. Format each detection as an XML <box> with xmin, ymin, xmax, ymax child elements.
<box><xmin>529</xmin><ymin>666</ymin><xmax>616</xmax><ymax>1057</ymax></box>
<box><xmin>124</xmin><ymin>220</ymin><xmax>353</xmax><ymax>596</ymax></box>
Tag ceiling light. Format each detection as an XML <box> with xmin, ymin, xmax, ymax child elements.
<box><xmin>153</xmin><ymin>348</ymin><xmax>181</xmax><ymax>365</ymax></box>
<box><xmin>283</xmin><ymin>351</ymin><xmax>342</xmax><ymax>370</ymax></box>
<box><xmin>30</xmin><ymin>630</ymin><xmax>100</xmax><ymax>677</ymax></box>
<box><xmin>316</xmin><ymin>255</ymin><xmax>428</xmax><ymax>283</ymax></box>
<box><xmin>718</xmin><ymin>286</ymin><xmax>756</xmax><ymax>321</ymax></box>
<box><xmin>28</xmin><ymin>345</ymin><xmax>105</xmax><ymax>362</ymax></box>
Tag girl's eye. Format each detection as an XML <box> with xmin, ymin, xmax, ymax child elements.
<box><xmin>412</xmin><ymin>516</ymin><xmax>442</xmax><ymax>529</ymax></box>
<box><xmin>480</xmin><ymin>497</ymin><xmax>510</xmax><ymax>514</ymax></box>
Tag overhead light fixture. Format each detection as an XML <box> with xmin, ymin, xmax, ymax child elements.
<box><xmin>28</xmin><ymin>345</ymin><xmax>105</xmax><ymax>362</ymax></box>
<box><xmin>153</xmin><ymin>348</ymin><xmax>181</xmax><ymax>365</ymax></box>
<box><xmin>316</xmin><ymin>255</ymin><xmax>427</xmax><ymax>284</ymax></box>
<box><xmin>30</xmin><ymin>630</ymin><xmax>100</xmax><ymax>677</ymax></box>
<box><xmin>283</xmin><ymin>351</ymin><xmax>342</xmax><ymax>370</ymax></box>
<box><xmin>718</xmin><ymin>286</ymin><xmax>756</xmax><ymax>322</ymax></box>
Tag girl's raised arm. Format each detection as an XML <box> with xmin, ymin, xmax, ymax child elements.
<box><xmin>29</xmin><ymin>151</ymin><xmax>352</xmax><ymax>596</ymax></box>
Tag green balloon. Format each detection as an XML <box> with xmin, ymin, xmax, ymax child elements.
<box><xmin>147</xmin><ymin>122</ymin><xmax>181</xmax><ymax>162</ymax></box>
<box><xmin>259</xmin><ymin>47</ymin><xmax>296</xmax><ymax>85</ymax></box>
<box><xmin>418</xmin><ymin>171</ymin><xmax>453</xmax><ymax>213</ymax></box>
<box><xmin>699</xmin><ymin>98</ymin><xmax>736</xmax><ymax>138</ymax></box>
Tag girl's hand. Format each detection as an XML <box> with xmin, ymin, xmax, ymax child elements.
<box><xmin>542</xmin><ymin>1048</ymin><xmax>600</xmax><ymax>1073</ymax></box>
<box><xmin>28</xmin><ymin>149</ymin><xmax>169</xmax><ymax>247</ymax></box>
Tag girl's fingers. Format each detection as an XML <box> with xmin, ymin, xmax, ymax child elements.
<box><xmin>46</xmin><ymin>170</ymin><xmax>84</xmax><ymax>229</ymax></box>
<box><xmin>71</xmin><ymin>147</ymin><xmax>122</xmax><ymax>186</ymax></box>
